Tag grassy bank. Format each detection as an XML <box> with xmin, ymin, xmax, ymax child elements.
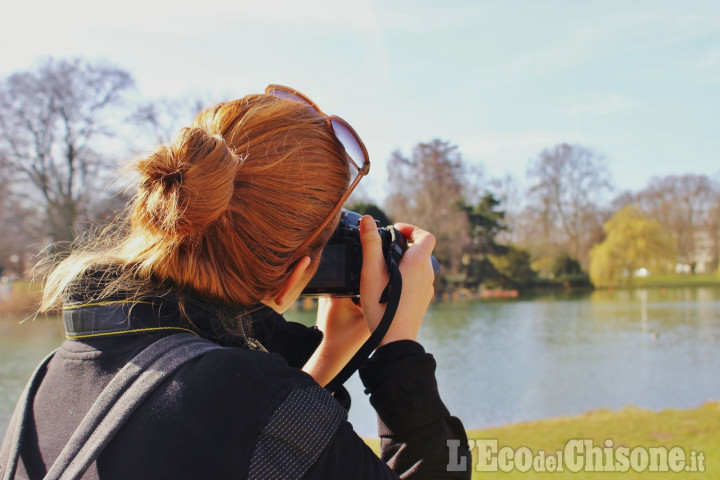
<box><xmin>365</xmin><ymin>402</ymin><xmax>719</xmax><ymax>478</ymax></box>
<box><xmin>629</xmin><ymin>273</ymin><xmax>720</xmax><ymax>288</ymax></box>
<box><xmin>589</xmin><ymin>273</ymin><xmax>720</xmax><ymax>290</ymax></box>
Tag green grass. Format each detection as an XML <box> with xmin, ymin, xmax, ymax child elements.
<box><xmin>593</xmin><ymin>273</ymin><xmax>720</xmax><ymax>289</ymax></box>
<box><xmin>365</xmin><ymin>402</ymin><xmax>719</xmax><ymax>478</ymax></box>
<box><xmin>630</xmin><ymin>273</ymin><xmax>720</xmax><ymax>288</ymax></box>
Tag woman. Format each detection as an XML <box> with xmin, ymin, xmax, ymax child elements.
<box><xmin>0</xmin><ymin>86</ymin><xmax>470</xmax><ymax>479</ymax></box>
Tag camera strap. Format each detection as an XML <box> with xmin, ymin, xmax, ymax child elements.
<box><xmin>0</xmin><ymin>333</ymin><xmax>220</xmax><ymax>480</ymax></box>
<box><xmin>325</xmin><ymin>228</ymin><xmax>404</xmax><ymax>394</ymax></box>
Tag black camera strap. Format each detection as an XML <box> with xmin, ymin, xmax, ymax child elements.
<box><xmin>325</xmin><ymin>228</ymin><xmax>404</xmax><ymax>394</ymax></box>
<box><xmin>0</xmin><ymin>333</ymin><xmax>221</xmax><ymax>480</ymax></box>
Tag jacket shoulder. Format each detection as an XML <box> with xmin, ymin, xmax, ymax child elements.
<box><xmin>101</xmin><ymin>345</ymin><xmax>343</xmax><ymax>479</ymax></box>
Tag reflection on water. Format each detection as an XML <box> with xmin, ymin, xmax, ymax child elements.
<box><xmin>2</xmin><ymin>287</ymin><xmax>720</xmax><ymax>438</ymax></box>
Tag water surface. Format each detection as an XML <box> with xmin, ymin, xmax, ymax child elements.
<box><xmin>2</xmin><ymin>287</ymin><xmax>719</xmax><ymax>437</ymax></box>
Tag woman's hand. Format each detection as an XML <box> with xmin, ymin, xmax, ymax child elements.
<box><xmin>302</xmin><ymin>215</ymin><xmax>436</xmax><ymax>385</ymax></box>
<box><xmin>359</xmin><ymin>216</ymin><xmax>436</xmax><ymax>347</ymax></box>
<box><xmin>302</xmin><ymin>297</ymin><xmax>370</xmax><ymax>386</ymax></box>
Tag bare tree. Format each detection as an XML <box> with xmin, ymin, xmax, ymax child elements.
<box><xmin>0</xmin><ymin>57</ymin><xmax>134</xmax><ymax>244</ymax></box>
<box><xmin>385</xmin><ymin>139</ymin><xmax>472</xmax><ymax>274</ymax></box>
<box><xmin>526</xmin><ymin>143</ymin><xmax>612</xmax><ymax>267</ymax></box>
<box><xmin>512</xmin><ymin>204</ymin><xmax>566</xmax><ymax>275</ymax></box>
<box><xmin>130</xmin><ymin>97</ymin><xmax>209</xmax><ymax>146</ymax></box>
<box><xmin>628</xmin><ymin>174</ymin><xmax>720</xmax><ymax>273</ymax></box>
<box><xmin>0</xmin><ymin>155</ymin><xmax>13</xmax><ymax>272</ymax></box>
<box><xmin>0</xmin><ymin>153</ymin><xmax>42</xmax><ymax>277</ymax></box>
<box><xmin>709</xmin><ymin>175</ymin><xmax>720</xmax><ymax>272</ymax></box>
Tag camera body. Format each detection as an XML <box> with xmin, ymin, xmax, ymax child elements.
<box><xmin>302</xmin><ymin>210</ymin><xmax>406</xmax><ymax>297</ymax></box>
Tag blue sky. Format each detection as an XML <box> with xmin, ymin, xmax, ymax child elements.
<box><xmin>2</xmin><ymin>0</ymin><xmax>718</xmax><ymax>205</ymax></box>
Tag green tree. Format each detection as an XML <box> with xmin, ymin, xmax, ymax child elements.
<box><xmin>460</xmin><ymin>193</ymin><xmax>508</xmax><ymax>287</ymax></box>
<box><xmin>589</xmin><ymin>205</ymin><xmax>675</xmax><ymax>287</ymax></box>
<box><xmin>552</xmin><ymin>253</ymin><xmax>583</xmax><ymax>277</ymax></box>
<box><xmin>345</xmin><ymin>202</ymin><xmax>392</xmax><ymax>227</ymax></box>
<box><xmin>614</xmin><ymin>174</ymin><xmax>720</xmax><ymax>273</ymax></box>
<box><xmin>490</xmin><ymin>245</ymin><xmax>536</xmax><ymax>288</ymax></box>
<box><xmin>551</xmin><ymin>253</ymin><xmax>591</xmax><ymax>288</ymax></box>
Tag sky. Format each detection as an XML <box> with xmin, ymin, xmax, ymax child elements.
<box><xmin>1</xmin><ymin>0</ymin><xmax>718</xmax><ymax>205</ymax></box>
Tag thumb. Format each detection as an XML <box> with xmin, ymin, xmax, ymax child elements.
<box><xmin>359</xmin><ymin>215</ymin><xmax>388</xmax><ymax>293</ymax></box>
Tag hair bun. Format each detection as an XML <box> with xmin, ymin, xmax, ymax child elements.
<box><xmin>135</xmin><ymin>127</ymin><xmax>239</xmax><ymax>238</ymax></box>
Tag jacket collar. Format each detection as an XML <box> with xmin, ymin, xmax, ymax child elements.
<box><xmin>62</xmin><ymin>294</ymin><xmax>268</xmax><ymax>347</ymax></box>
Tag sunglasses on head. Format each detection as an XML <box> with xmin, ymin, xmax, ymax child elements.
<box><xmin>265</xmin><ymin>84</ymin><xmax>371</xmax><ymax>255</ymax></box>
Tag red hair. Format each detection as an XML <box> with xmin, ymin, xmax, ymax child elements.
<box><xmin>41</xmin><ymin>94</ymin><xmax>350</xmax><ymax>310</ymax></box>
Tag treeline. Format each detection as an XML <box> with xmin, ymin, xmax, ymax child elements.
<box><xmin>358</xmin><ymin>140</ymin><xmax>720</xmax><ymax>291</ymax></box>
<box><xmin>1</xmin><ymin>57</ymin><xmax>719</xmax><ymax>292</ymax></box>
<box><xmin>0</xmin><ymin>58</ymin><xmax>206</xmax><ymax>277</ymax></box>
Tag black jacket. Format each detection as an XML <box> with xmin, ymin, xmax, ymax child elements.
<box><xmin>4</xmin><ymin>296</ymin><xmax>471</xmax><ymax>479</ymax></box>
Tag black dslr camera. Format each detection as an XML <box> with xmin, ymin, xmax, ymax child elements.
<box><xmin>302</xmin><ymin>210</ymin><xmax>407</xmax><ymax>297</ymax></box>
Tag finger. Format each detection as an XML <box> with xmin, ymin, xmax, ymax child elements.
<box><xmin>359</xmin><ymin>215</ymin><xmax>387</xmax><ymax>281</ymax></box>
<box><xmin>359</xmin><ymin>215</ymin><xmax>390</xmax><ymax>314</ymax></box>
<box><xmin>394</xmin><ymin>223</ymin><xmax>436</xmax><ymax>255</ymax></box>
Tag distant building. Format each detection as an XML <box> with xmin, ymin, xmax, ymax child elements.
<box><xmin>676</xmin><ymin>230</ymin><xmax>719</xmax><ymax>274</ymax></box>
<box><xmin>694</xmin><ymin>229</ymin><xmax>719</xmax><ymax>273</ymax></box>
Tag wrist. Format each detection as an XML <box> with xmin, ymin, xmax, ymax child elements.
<box><xmin>378</xmin><ymin>332</ymin><xmax>418</xmax><ymax>348</ymax></box>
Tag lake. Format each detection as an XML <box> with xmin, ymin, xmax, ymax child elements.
<box><xmin>2</xmin><ymin>286</ymin><xmax>719</xmax><ymax>438</ymax></box>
